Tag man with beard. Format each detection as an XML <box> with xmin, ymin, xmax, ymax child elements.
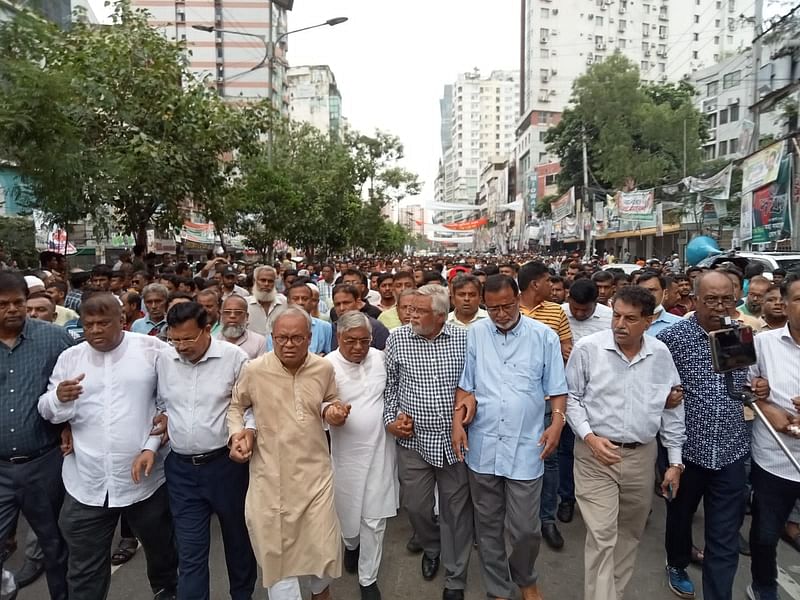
<box><xmin>216</xmin><ymin>294</ymin><xmax>265</xmax><ymax>360</ymax></box>
<box><xmin>247</xmin><ymin>266</ymin><xmax>286</xmax><ymax>336</ymax></box>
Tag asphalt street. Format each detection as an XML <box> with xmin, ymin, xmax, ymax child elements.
<box><xmin>12</xmin><ymin>497</ymin><xmax>800</xmax><ymax>599</ymax></box>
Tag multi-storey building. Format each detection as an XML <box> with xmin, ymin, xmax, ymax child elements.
<box><xmin>434</xmin><ymin>70</ymin><xmax>519</xmax><ymax>225</ymax></box>
<box><xmin>286</xmin><ymin>65</ymin><xmax>342</xmax><ymax>139</ymax></box>
<box><xmin>516</xmin><ymin>0</ymin><xmax>756</xmax><ymax>210</ymax></box>
<box><xmin>131</xmin><ymin>0</ymin><xmax>289</xmax><ymax>111</ymax></box>
<box><xmin>400</xmin><ymin>205</ymin><xmax>425</xmax><ymax>237</ymax></box>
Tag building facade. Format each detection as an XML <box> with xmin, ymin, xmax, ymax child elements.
<box><xmin>131</xmin><ymin>0</ymin><xmax>289</xmax><ymax>111</ymax></box>
<box><xmin>286</xmin><ymin>64</ymin><xmax>342</xmax><ymax>139</ymax></box>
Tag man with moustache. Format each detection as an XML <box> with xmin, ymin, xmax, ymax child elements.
<box><xmin>246</xmin><ymin>266</ymin><xmax>286</xmax><ymax>336</ymax></box>
<box><xmin>216</xmin><ymin>294</ymin><xmax>265</xmax><ymax>360</ymax></box>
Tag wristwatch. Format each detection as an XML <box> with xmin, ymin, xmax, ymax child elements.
<box><xmin>669</xmin><ymin>463</ymin><xmax>686</xmax><ymax>472</ymax></box>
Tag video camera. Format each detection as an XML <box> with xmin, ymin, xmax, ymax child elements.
<box><xmin>709</xmin><ymin>317</ymin><xmax>756</xmax><ymax>373</ymax></box>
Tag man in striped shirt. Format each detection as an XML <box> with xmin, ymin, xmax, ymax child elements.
<box><xmin>518</xmin><ymin>261</ymin><xmax>574</xmax><ymax>551</ymax></box>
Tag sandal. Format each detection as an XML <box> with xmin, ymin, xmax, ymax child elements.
<box><xmin>690</xmin><ymin>546</ymin><xmax>704</xmax><ymax>565</ymax></box>
<box><xmin>111</xmin><ymin>537</ymin><xmax>139</xmax><ymax>565</ymax></box>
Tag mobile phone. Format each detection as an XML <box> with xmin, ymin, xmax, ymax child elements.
<box><xmin>709</xmin><ymin>323</ymin><xmax>756</xmax><ymax>373</ymax></box>
<box><xmin>666</xmin><ymin>483</ymin><xmax>673</xmax><ymax>502</ymax></box>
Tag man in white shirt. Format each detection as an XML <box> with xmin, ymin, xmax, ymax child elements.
<box><xmin>38</xmin><ymin>293</ymin><xmax>178</xmax><ymax>600</ymax></box>
<box><xmin>220</xmin><ymin>266</ymin><xmax>249</xmax><ymax>300</ymax></box>
<box><xmin>558</xmin><ymin>278</ymin><xmax>614</xmax><ymax>524</ymax></box>
<box><xmin>447</xmin><ymin>274</ymin><xmax>489</xmax><ymax>329</ymax></box>
<box><xmin>326</xmin><ymin>312</ymin><xmax>397</xmax><ymax>600</ymax></box>
<box><xmin>158</xmin><ymin>302</ymin><xmax>257</xmax><ymax>600</ymax></box>
<box><xmin>746</xmin><ymin>274</ymin><xmax>800</xmax><ymax>599</ymax></box>
<box><xmin>247</xmin><ymin>266</ymin><xmax>286</xmax><ymax>336</ymax></box>
<box><xmin>216</xmin><ymin>294</ymin><xmax>265</xmax><ymax>360</ymax></box>
<box><xmin>566</xmin><ymin>285</ymin><xmax>685</xmax><ymax>600</ymax></box>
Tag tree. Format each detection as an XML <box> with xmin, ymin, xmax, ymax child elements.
<box><xmin>545</xmin><ymin>53</ymin><xmax>706</xmax><ymax>195</ymax></box>
<box><xmin>0</xmin><ymin>1</ymin><xmax>252</xmax><ymax>245</ymax></box>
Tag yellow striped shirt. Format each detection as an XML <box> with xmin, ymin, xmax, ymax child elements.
<box><xmin>520</xmin><ymin>301</ymin><xmax>572</xmax><ymax>342</ymax></box>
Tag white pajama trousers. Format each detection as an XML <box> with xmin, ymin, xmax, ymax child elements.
<box><xmin>344</xmin><ymin>517</ymin><xmax>387</xmax><ymax>586</ymax></box>
<box><xmin>267</xmin><ymin>575</ymin><xmax>332</xmax><ymax>599</ymax></box>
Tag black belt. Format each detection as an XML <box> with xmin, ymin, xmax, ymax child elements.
<box><xmin>0</xmin><ymin>442</ymin><xmax>58</xmax><ymax>464</ymax></box>
<box><xmin>172</xmin><ymin>446</ymin><xmax>228</xmax><ymax>466</ymax></box>
<box><xmin>609</xmin><ymin>440</ymin><xmax>642</xmax><ymax>449</ymax></box>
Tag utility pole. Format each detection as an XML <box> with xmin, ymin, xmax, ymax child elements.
<box><xmin>750</xmin><ymin>0</ymin><xmax>764</xmax><ymax>152</ymax></box>
<box><xmin>682</xmin><ymin>119</ymin><xmax>687</xmax><ymax>178</ymax></box>
<box><xmin>582</xmin><ymin>136</ymin><xmax>591</xmax><ymax>260</ymax></box>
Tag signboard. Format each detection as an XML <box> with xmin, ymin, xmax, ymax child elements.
<box><xmin>740</xmin><ymin>192</ymin><xmax>753</xmax><ymax>241</ymax></box>
<box><xmin>551</xmin><ymin>187</ymin><xmax>574</xmax><ymax>222</ymax></box>
<box><xmin>655</xmin><ymin>203</ymin><xmax>664</xmax><ymax>237</ymax></box>
<box><xmin>751</xmin><ymin>155</ymin><xmax>792</xmax><ymax>244</ymax></box>
<box><xmin>617</xmin><ymin>189</ymin><xmax>655</xmax><ymax>220</ymax></box>
<box><xmin>742</xmin><ymin>140</ymin><xmax>785</xmax><ymax>194</ymax></box>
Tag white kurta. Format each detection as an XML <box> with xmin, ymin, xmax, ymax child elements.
<box><xmin>326</xmin><ymin>349</ymin><xmax>398</xmax><ymax>538</ymax></box>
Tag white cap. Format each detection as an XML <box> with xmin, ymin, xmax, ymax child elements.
<box><xmin>24</xmin><ymin>275</ymin><xmax>45</xmax><ymax>292</ymax></box>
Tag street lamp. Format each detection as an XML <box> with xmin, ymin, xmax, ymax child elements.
<box><xmin>191</xmin><ymin>16</ymin><xmax>348</xmax><ymax>105</ymax></box>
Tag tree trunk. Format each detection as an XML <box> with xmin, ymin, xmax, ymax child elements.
<box><xmin>136</xmin><ymin>225</ymin><xmax>148</xmax><ymax>250</ymax></box>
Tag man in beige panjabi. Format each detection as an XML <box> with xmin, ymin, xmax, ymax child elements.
<box><xmin>227</xmin><ymin>306</ymin><xmax>351</xmax><ymax>600</ymax></box>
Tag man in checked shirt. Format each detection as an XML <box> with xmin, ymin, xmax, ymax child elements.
<box><xmin>383</xmin><ymin>284</ymin><xmax>473</xmax><ymax>600</ymax></box>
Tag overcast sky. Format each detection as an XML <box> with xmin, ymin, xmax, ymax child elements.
<box><xmin>88</xmin><ymin>0</ymin><xmax>519</xmax><ymax>206</ymax></box>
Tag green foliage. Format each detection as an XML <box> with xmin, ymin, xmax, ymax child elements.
<box><xmin>545</xmin><ymin>52</ymin><xmax>706</xmax><ymax>194</ymax></box>
<box><xmin>0</xmin><ymin>216</ymin><xmax>36</xmax><ymax>268</ymax></box>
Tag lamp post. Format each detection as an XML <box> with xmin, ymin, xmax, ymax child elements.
<box><xmin>191</xmin><ymin>16</ymin><xmax>347</xmax><ymax>108</ymax></box>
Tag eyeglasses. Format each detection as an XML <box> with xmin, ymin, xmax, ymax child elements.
<box><xmin>273</xmin><ymin>335</ymin><xmax>307</xmax><ymax>346</ymax></box>
<box><xmin>485</xmin><ymin>302</ymin><xmax>518</xmax><ymax>315</ymax></box>
<box><xmin>701</xmin><ymin>295</ymin><xmax>737</xmax><ymax>308</ymax></box>
<box><xmin>221</xmin><ymin>309</ymin><xmax>246</xmax><ymax>317</ymax></box>
<box><xmin>341</xmin><ymin>336</ymin><xmax>372</xmax><ymax>346</ymax></box>
<box><xmin>407</xmin><ymin>306</ymin><xmax>432</xmax><ymax>315</ymax></box>
<box><xmin>167</xmin><ymin>332</ymin><xmax>204</xmax><ymax>347</ymax></box>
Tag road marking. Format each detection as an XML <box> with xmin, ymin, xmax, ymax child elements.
<box><xmin>778</xmin><ymin>565</ymin><xmax>800</xmax><ymax>600</ymax></box>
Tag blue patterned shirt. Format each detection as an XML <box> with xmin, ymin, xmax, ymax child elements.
<box><xmin>0</xmin><ymin>318</ymin><xmax>73</xmax><ymax>456</ymax></box>
<box><xmin>656</xmin><ymin>315</ymin><xmax>749</xmax><ymax>469</ymax></box>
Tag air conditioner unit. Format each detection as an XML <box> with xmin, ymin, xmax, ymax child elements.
<box><xmin>538</xmin><ymin>94</ymin><xmax>550</xmax><ymax>102</ymax></box>
<box><xmin>708</xmin><ymin>129</ymin><xmax>717</xmax><ymax>141</ymax></box>
<box><xmin>660</xmin><ymin>74</ymin><xmax>668</xmax><ymax>81</ymax></box>
<box><xmin>541</xmin><ymin>75</ymin><xmax>549</xmax><ymax>83</ymax></box>
<box><xmin>586</xmin><ymin>56</ymin><xmax>594</xmax><ymax>65</ymax></box>
<box><xmin>644</xmin><ymin>49</ymin><xmax>651</xmax><ymax>56</ymax></box>
<box><xmin>619</xmin><ymin>7</ymin><xmax>626</xmax><ymax>14</ymax></box>
<box><xmin>540</xmin><ymin>38</ymin><xmax>548</xmax><ymax>44</ymax></box>
<box><xmin>600</xmin><ymin>4</ymin><xmax>607</xmax><ymax>10</ymax></box>
<box><xmin>552</xmin><ymin>8</ymin><xmax>559</xmax><ymax>15</ymax></box>
<box><xmin>657</xmin><ymin>50</ymin><xmax>667</xmax><ymax>57</ymax></box>
<box><xmin>596</xmin><ymin>42</ymin><xmax>607</xmax><ymax>50</ymax></box>
<box><xmin>550</xmin><ymin>68</ymin><xmax>558</xmax><ymax>75</ymax></box>
<box><xmin>549</xmin><ymin>89</ymin><xmax>557</xmax><ymax>95</ymax></box>
<box><xmin>551</xmin><ymin>29</ymin><xmax>559</xmax><ymax>35</ymax></box>
<box><xmin>659</xmin><ymin>33</ymin><xmax>667</xmax><ymax>39</ymax></box>
<box><xmin>588</xmin><ymin>14</ymin><xmax>594</xmax><ymax>19</ymax></box>
<box><xmin>727</xmin><ymin>97</ymin><xmax>739</xmax><ymax>105</ymax></box>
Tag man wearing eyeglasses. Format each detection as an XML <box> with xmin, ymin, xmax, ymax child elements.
<box><xmin>227</xmin><ymin>306</ymin><xmax>349</xmax><ymax>600</ymax></box>
<box><xmin>216</xmin><ymin>294</ymin><xmax>265</xmax><ymax>360</ymax></box>
<box><xmin>656</xmin><ymin>271</ymin><xmax>751</xmax><ymax>600</ymax></box>
<box><xmin>157</xmin><ymin>301</ymin><xmax>257</xmax><ymax>600</ymax></box>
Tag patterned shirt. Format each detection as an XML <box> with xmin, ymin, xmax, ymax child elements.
<box><xmin>64</xmin><ymin>289</ymin><xmax>82</xmax><ymax>312</ymax></box>
<box><xmin>383</xmin><ymin>323</ymin><xmax>467</xmax><ymax>468</ymax></box>
<box><xmin>520</xmin><ymin>301</ymin><xmax>572</xmax><ymax>342</ymax></box>
<box><xmin>657</xmin><ymin>315</ymin><xmax>749</xmax><ymax>470</ymax></box>
<box><xmin>0</xmin><ymin>318</ymin><xmax>73</xmax><ymax>456</ymax></box>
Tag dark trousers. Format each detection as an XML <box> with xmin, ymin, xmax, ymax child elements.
<box><xmin>60</xmin><ymin>483</ymin><xmax>178</xmax><ymax>600</ymax></box>
<box><xmin>749</xmin><ymin>462</ymin><xmax>800</xmax><ymax>594</ymax></box>
<box><xmin>0</xmin><ymin>446</ymin><xmax>67</xmax><ymax>600</ymax></box>
<box><xmin>540</xmin><ymin>411</ymin><xmax>559</xmax><ymax>523</ymax></box>
<box><xmin>557</xmin><ymin>425</ymin><xmax>575</xmax><ymax>504</ymax></box>
<box><xmin>665</xmin><ymin>457</ymin><xmax>746</xmax><ymax>600</ymax></box>
<box><xmin>165</xmin><ymin>451</ymin><xmax>257</xmax><ymax>600</ymax></box>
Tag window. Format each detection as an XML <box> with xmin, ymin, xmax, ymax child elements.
<box><xmin>729</xmin><ymin>138</ymin><xmax>738</xmax><ymax>154</ymax></box>
<box><xmin>694</xmin><ymin>15</ymin><xmax>700</xmax><ymax>23</ymax></box>
<box><xmin>693</xmin><ymin>50</ymin><xmax>699</xmax><ymax>59</ymax></box>
<box><xmin>694</xmin><ymin>33</ymin><xmax>699</xmax><ymax>41</ymax></box>
<box><xmin>539</xmin><ymin>111</ymin><xmax>550</xmax><ymax>123</ymax></box>
<box><xmin>541</xmin><ymin>48</ymin><xmax>550</xmax><ymax>58</ymax></box>
<box><xmin>703</xmin><ymin>144</ymin><xmax>717</xmax><ymax>160</ymax></box>
<box><xmin>719</xmin><ymin>140</ymin><xmax>728</xmax><ymax>156</ymax></box>
<box><xmin>659</xmin><ymin>62</ymin><xmax>666</xmax><ymax>73</ymax></box>
<box><xmin>707</xmin><ymin>113</ymin><xmax>717</xmax><ymax>129</ymax></box>
<box><xmin>541</xmin><ymin>7</ymin><xmax>550</xmax><ymax>17</ymax></box>
<box><xmin>707</xmin><ymin>81</ymin><xmax>719</xmax><ymax>96</ymax></box>
<box><xmin>729</xmin><ymin>103</ymin><xmax>739</xmax><ymax>121</ymax></box>
<box><xmin>539</xmin><ymin>131</ymin><xmax>548</xmax><ymax>142</ymax></box>
<box><xmin>545</xmin><ymin>174</ymin><xmax>558</xmax><ymax>186</ymax></box>
<box><xmin>539</xmin><ymin>152</ymin><xmax>548</xmax><ymax>162</ymax></box>
<box><xmin>719</xmin><ymin>108</ymin><xmax>728</xmax><ymax>124</ymax></box>
<box><xmin>723</xmin><ymin>70</ymin><xmax>741</xmax><ymax>89</ymax></box>
<box><xmin>596</xmin><ymin>16</ymin><xmax>603</xmax><ymax>26</ymax></box>
<box><xmin>619</xmin><ymin>38</ymin><xmax>627</xmax><ymax>48</ymax></box>
<box><xmin>714</xmin><ymin>35</ymin><xmax>720</xmax><ymax>44</ymax></box>
<box><xmin>619</xmin><ymin>19</ymin><xmax>626</xmax><ymax>31</ymax></box>
<box><xmin>643</xmin><ymin>23</ymin><xmax>650</xmax><ymax>36</ymax></box>
<box><xmin>641</xmin><ymin>60</ymin><xmax>650</xmax><ymax>71</ymax></box>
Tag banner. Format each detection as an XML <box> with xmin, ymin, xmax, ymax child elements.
<box><xmin>441</xmin><ymin>217</ymin><xmax>488</xmax><ymax>231</ymax></box>
<box><xmin>542</xmin><ymin>220</ymin><xmax>552</xmax><ymax>246</ymax></box>
<box><xmin>551</xmin><ymin>188</ymin><xmax>575</xmax><ymax>222</ymax></box>
<box><xmin>684</xmin><ymin>164</ymin><xmax>733</xmax><ymax>200</ymax></box>
<box><xmin>742</xmin><ymin>141</ymin><xmax>786</xmax><ymax>194</ymax></box>
<box><xmin>740</xmin><ymin>192</ymin><xmax>753</xmax><ymax>241</ymax></box>
<box><xmin>751</xmin><ymin>155</ymin><xmax>792</xmax><ymax>244</ymax></box>
<box><xmin>617</xmin><ymin>189</ymin><xmax>655</xmax><ymax>220</ymax></box>
<box><xmin>180</xmin><ymin>221</ymin><xmax>216</xmax><ymax>244</ymax></box>
<box><xmin>655</xmin><ymin>203</ymin><xmax>664</xmax><ymax>237</ymax></box>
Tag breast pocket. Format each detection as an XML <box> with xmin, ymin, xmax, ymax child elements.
<box><xmin>648</xmin><ymin>383</ymin><xmax>673</xmax><ymax>416</ymax></box>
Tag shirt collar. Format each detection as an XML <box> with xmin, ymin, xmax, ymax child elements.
<box><xmin>779</xmin><ymin>324</ymin><xmax>800</xmax><ymax>347</ymax></box>
<box><xmin>601</xmin><ymin>329</ymin><xmax>654</xmax><ymax>363</ymax></box>
<box><xmin>410</xmin><ymin>321</ymin><xmax>452</xmax><ymax>341</ymax></box>
<box><xmin>494</xmin><ymin>314</ymin><xmax>523</xmax><ymax>336</ymax></box>
<box><xmin>174</xmin><ymin>336</ymin><xmax>224</xmax><ymax>364</ymax></box>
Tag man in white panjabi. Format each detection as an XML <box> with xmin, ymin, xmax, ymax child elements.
<box><xmin>326</xmin><ymin>312</ymin><xmax>398</xmax><ymax>600</ymax></box>
<box><xmin>227</xmin><ymin>306</ymin><xmax>351</xmax><ymax>600</ymax></box>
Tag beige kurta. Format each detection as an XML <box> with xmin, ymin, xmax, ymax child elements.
<box><xmin>227</xmin><ymin>351</ymin><xmax>342</xmax><ymax>588</ymax></box>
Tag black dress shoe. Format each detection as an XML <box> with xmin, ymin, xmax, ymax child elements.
<box><xmin>360</xmin><ymin>582</ymin><xmax>382</xmax><ymax>600</ymax></box>
<box><xmin>13</xmin><ymin>558</ymin><xmax>44</xmax><ymax>588</ymax></box>
<box><xmin>344</xmin><ymin>545</ymin><xmax>360</xmax><ymax>574</ymax></box>
<box><xmin>421</xmin><ymin>554</ymin><xmax>440</xmax><ymax>580</ymax></box>
<box><xmin>557</xmin><ymin>501</ymin><xmax>575</xmax><ymax>523</ymax></box>
<box><xmin>542</xmin><ymin>522</ymin><xmax>564</xmax><ymax>550</ymax></box>
<box><xmin>442</xmin><ymin>588</ymin><xmax>465</xmax><ymax>600</ymax></box>
<box><xmin>406</xmin><ymin>536</ymin><xmax>423</xmax><ymax>553</ymax></box>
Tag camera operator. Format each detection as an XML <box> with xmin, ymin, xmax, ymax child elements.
<box><xmin>746</xmin><ymin>273</ymin><xmax>800</xmax><ymax>600</ymax></box>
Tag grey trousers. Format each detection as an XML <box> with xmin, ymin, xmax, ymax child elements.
<box><xmin>468</xmin><ymin>469</ymin><xmax>543</xmax><ymax>599</ymax></box>
<box><xmin>397</xmin><ymin>446</ymin><xmax>473</xmax><ymax>590</ymax></box>
<box><xmin>59</xmin><ymin>484</ymin><xmax>178</xmax><ymax>600</ymax></box>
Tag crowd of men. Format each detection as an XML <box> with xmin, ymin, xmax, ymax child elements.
<box><xmin>0</xmin><ymin>246</ymin><xmax>799</xmax><ymax>600</ymax></box>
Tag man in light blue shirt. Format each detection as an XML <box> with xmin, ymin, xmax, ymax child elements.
<box><xmin>638</xmin><ymin>272</ymin><xmax>681</xmax><ymax>336</ymax></box>
<box><xmin>452</xmin><ymin>274</ymin><xmax>567</xmax><ymax>600</ymax></box>
<box><xmin>265</xmin><ymin>283</ymin><xmax>332</xmax><ymax>355</ymax></box>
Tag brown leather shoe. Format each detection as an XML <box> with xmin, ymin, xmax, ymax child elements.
<box><xmin>520</xmin><ymin>584</ymin><xmax>543</xmax><ymax>600</ymax></box>
<box><xmin>311</xmin><ymin>587</ymin><xmax>332</xmax><ymax>600</ymax></box>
